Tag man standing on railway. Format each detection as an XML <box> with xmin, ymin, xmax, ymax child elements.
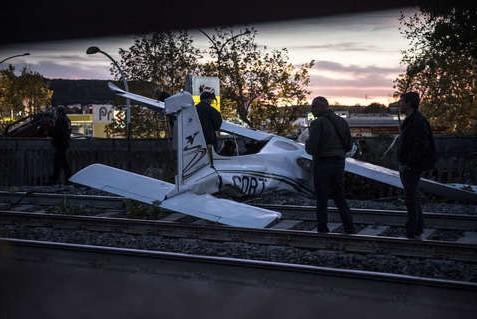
<box><xmin>305</xmin><ymin>96</ymin><xmax>355</xmax><ymax>234</ymax></box>
<box><xmin>397</xmin><ymin>92</ymin><xmax>436</xmax><ymax>239</ymax></box>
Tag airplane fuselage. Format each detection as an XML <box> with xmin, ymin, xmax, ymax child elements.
<box><xmin>205</xmin><ymin>136</ymin><xmax>314</xmax><ymax>197</ymax></box>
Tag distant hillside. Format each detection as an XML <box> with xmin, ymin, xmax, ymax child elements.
<box><xmin>47</xmin><ymin>79</ymin><xmax>115</xmax><ymax>106</ymax></box>
<box><xmin>46</xmin><ymin>79</ymin><xmax>159</xmax><ymax>106</ymax></box>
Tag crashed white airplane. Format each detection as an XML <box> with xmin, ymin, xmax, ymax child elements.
<box><xmin>70</xmin><ymin>83</ymin><xmax>477</xmax><ymax>228</ymax></box>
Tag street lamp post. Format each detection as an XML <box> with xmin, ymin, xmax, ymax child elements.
<box><xmin>86</xmin><ymin>46</ymin><xmax>131</xmax><ymax>140</ymax></box>
<box><xmin>199</xmin><ymin>29</ymin><xmax>251</xmax><ymax>79</ymax></box>
<box><xmin>0</xmin><ymin>53</ymin><xmax>30</xmax><ymax>64</ymax></box>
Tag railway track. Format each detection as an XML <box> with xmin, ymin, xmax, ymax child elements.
<box><xmin>0</xmin><ymin>190</ymin><xmax>125</xmax><ymax>213</ymax></box>
<box><xmin>1</xmin><ymin>237</ymin><xmax>476</xmax><ymax>318</ymax></box>
<box><xmin>1</xmin><ymin>190</ymin><xmax>477</xmax><ymax>243</ymax></box>
<box><xmin>1</xmin><ymin>210</ymin><xmax>476</xmax><ymax>282</ymax></box>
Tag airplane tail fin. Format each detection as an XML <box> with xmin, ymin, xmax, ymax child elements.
<box><xmin>164</xmin><ymin>92</ymin><xmax>214</xmax><ymax>189</ymax></box>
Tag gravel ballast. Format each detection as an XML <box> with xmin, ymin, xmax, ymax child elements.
<box><xmin>1</xmin><ymin>223</ymin><xmax>476</xmax><ymax>283</ymax></box>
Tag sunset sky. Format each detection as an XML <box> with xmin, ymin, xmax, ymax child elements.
<box><xmin>0</xmin><ymin>7</ymin><xmax>415</xmax><ymax>106</ymax></box>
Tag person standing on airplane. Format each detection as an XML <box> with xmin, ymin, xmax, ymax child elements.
<box><xmin>305</xmin><ymin>96</ymin><xmax>355</xmax><ymax>234</ymax></box>
<box><xmin>196</xmin><ymin>91</ymin><xmax>222</xmax><ymax>151</ymax></box>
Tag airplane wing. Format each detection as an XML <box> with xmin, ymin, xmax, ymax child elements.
<box><xmin>220</xmin><ymin>121</ymin><xmax>273</xmax><ymax>142</ymax></box>
<box><xmin>298</xmin><ymin>154</ymin><xmax>477</xmax><ymax>202</ymax></box>
<box><xmin>345</xmin><ymin>158</ymin><xmax>477</xmax><ymax>202</ymax></box>
<box><xmin>344</xmin><ymin>158</ymin><xmax>402</xmax><ymax>188</ymax></box>
<box><xmin>108</xmin><ymin>82</ymin><xmax>165</xmax><ymax>111</ymax></box>
<box><xmin>70</xmin><ymin>164</ymin><xmax>281</xmax><ymax>228</ymax></box>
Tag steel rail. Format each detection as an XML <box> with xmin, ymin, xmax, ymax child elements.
<box><xmin>256</xmin><ymin>204</ymin><xmax>477</xmax><ymax>231</ymax></box>
<box><xmin>1</xmin><ymin>191</ymin><xmax>476</xmax><ymax>231</ymax></box>
<box><xmin>1</xmin><ymin>210</ymin><xmax>476</xmax><ymax>263</ymax></box>
<box><xmin>0</xmin><ymin>191</ymin><xmax>126</xmax><ymax>209</ymax></box>
<box><xmin>2</xmin><ymin>237</ymin><xmax>477</xmax><ymax>289</ymax></box>
<box><xmin>2</xmin><ymin>237</ymin><xmax>476</xmax><ymax>318</ymax></box>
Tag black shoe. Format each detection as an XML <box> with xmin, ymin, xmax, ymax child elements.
<box><xmin>406</xmin><ymin>232</ymin><xmax>422</xmax><ymax>239</ymax></box>
<box><xmin>317</xmin><ymin>226</ymin><xmax>330</xmax><ymax>233</ymax></box>
<box><xmin>344</xmin><ymin>227</ymin><xmax>356</xmax><ymax>234</ymax></box>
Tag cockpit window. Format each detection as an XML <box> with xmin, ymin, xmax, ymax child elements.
<box><xmin>218</xmin><ymin>133</ymin><xmax>267</xmax><ymax>156</ymax></box>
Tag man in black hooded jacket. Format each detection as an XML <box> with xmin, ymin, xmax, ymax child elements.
<box><xmin>397</xmin><ymin>92</ymin><xmax>437</xmax><ymax>238</ymax></box>
<box><xmin>50</xmin><ymin>106</ymin><xmax>72</xmax><ymax>184</ymax></box>
<box><xmin>196</xmin><ymin>91</ymin><xmax>222</xmax><ymax>151</ymax></box>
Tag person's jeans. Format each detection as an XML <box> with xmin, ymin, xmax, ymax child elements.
<box><xmin>314</xmin><ymin>157</ymin><xmax>354</xmax><ymax>232</ymax></box>
<box><xmin>51</xmin><ymin>147</ymin><xmax>71</xmax><ymax>183</ymax></box>
<box><xmin>399</xmin><ymin>167</ymin><xmax>423</xmax><ymax>236</ymax></box>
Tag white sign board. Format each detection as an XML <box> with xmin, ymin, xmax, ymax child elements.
<box><xmin>92</xmin><ymin>105</ymin><xmax>115</xmax><ymax>124</ymax></box>
<box><xmin>186</xmin><ymin>76</ymin><xmax>221</xmax><ymax>110</ymax></box>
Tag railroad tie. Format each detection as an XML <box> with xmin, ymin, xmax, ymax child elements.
<box><xmin>328</xmin><ymin>223</ymin><xmax>342</xmax><ymax>232</ymax></box>
<box><xmin>269</xmin><ymin>219</ymin><xmax>301</xmax><ymax>230</ymax></box>
<box><xmin>357</xmin><ymin>225</ymin><xmax>389</xmax><ymax>236</ymax></box>
<box><xmin>12</xmin><ymin>204</ymin><xmax>36</xmax><ymax>212</ymax></box>
<box><xmin>310</xmin><ymin>223</ymin><xmax>341</xmax><ymax>233</ymax></box>
<box><xmin>456</xmin><ymin>231</ymin><xmax>477</xmax><ymax>244</ymax></box>
<box><xmin>160</xmin><ymin>213</ymin><xmax>187</xmax><ymax>222</ymax></box>
<box><xmin>192</xmin><ymin>219</ymin><xmax>211</xmax><ymax>225</ymax></box>
<box><xmin>420</xmin><ymin>228</ymin><xmax>435</xmax><ymax>240</ymax></box>
<box><xmin>96</xmin><ymin>210</ymin><xmax>121</xmax><ymax>217</ymax></box>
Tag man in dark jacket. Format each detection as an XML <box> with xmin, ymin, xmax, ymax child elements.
<box><xmin>50</xmin><ymin>106</ymin><xmax>72</xmax><ymax>184</ymax></box>
<box><xmin>397</xmin><ymin>92</ymin><xmax>436</xmax><ymax>239</ymax></box>
<box><xmin>305</xmin><ymin>96</ymin><xmax>354</xmax><ymax>234</ymax></box>
<box><xmin>196</xmin><ymin>91</ymin><xmax>222</xmax><ymax>151</ymax></box>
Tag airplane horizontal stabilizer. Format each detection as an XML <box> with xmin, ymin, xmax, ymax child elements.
<box><xmin>108</xmin><ymin>82</ymin><xmax>165</xmax><ymax>111</ymax></box>
<box><xmin>70</xmin><ymin>164</ymin><xmax>174</xmax><ymax>203</ymax></box>
<box><xmin>161</xmin><ymin>192</ymin><xmax>281</xmax><ymax>228</ymax></box>
<box><xmin>70</xmin><ymin>164</ymin><xmax>281</xmax><ymax>227</ymax></box>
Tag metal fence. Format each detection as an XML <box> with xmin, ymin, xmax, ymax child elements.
<box><xmin>1</xmin><ymin>137</ymin><xmax>476</xmax><ymax>199</ymax></box>
<box><xmin>0</xmin><ymin>138</ymin><xmax>175</xmax><ymax>186</ymax></box>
